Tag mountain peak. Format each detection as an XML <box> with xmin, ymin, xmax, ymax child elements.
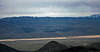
<box><xmin>90</xmin><ymin>14</ymin><xmax>100</xmax><ymax>18</ymax></box>
<box><xmin>35</xmin><ymin>41</ymin><xmax>68</xmax><ymax>52</ymax></box>
<box><xmin>47</xmin><ymin>41</ymin><xmax>60</xmax><ymax>44</ymax></box>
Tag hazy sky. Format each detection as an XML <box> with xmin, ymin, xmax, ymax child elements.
<box><xmin>0</xmin><ymin>0</ymin><xmax>100</xmax><ymax>18</ymax></box>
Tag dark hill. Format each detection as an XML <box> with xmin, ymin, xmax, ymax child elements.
<box><xmin>58</xmin><ymin>46</ymin><xmax>88</xmax><ymax>52</ymax></box>
<box><xmin>89</xmin><ymin>42</ymin><xmax>100</xmax><ymax>50</ymax></box>
<box><xmin>58</xmin><ymin>46</ymin><xmax>98</xmax><ymax>52</ymax></box>
<box><xmin>35</xmin><ymin>41</ymin><xmax>68</xmax><ymax>52</ymax></box>
<box><xmin>0</xmin><ymin>43</ymin><xmax>20</xmax><ymax>52</ymax></box>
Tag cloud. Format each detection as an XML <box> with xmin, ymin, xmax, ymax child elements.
<box><xmin>0</xmin><ymin>0</ymin><xmax>100</xmax><ymax>17</ymax></box>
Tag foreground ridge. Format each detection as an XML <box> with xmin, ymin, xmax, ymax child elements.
<box><xmin>35</xmin><ymin>41</ymin><xmax>68</xmax><ymax>52</ymax></box>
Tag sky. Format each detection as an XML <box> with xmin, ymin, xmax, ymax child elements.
<box><xmin>0</xmin><ymin>0</ymin><xmax>100</xmax><ymax>18</ymax></box>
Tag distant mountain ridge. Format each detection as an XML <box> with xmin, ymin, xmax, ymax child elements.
<box><xmin>89</xmin><ymin>14</ymin><xmax>100</xmax><ymax>18</ymax></box>
<box><xmin>0</xmin><ymin>14</ymin><xmax>100</xmax><ymax>39</ymax></box>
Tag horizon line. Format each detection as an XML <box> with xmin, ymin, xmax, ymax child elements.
<box><xmin>0</xmin><ymin>35</ymin><xmax>100</xmax><ymax>41</ymax></box>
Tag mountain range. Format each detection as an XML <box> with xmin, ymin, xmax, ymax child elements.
<box><xmin>0</xmin><ymin>41</ymin><xmax>100</xmax><ymax>52</ymax></box>
<box><xmin>0</xmin><ymin>14</ymin><xmax>100</xmax><ymax>39</ymax></box>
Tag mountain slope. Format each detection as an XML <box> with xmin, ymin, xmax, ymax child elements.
<box><xmin>58</xmin><ymin>46</ymin><xmax>88</xmax><ymax>52</ymax></box>
<box><xmin>0</xmin><ymin>43</ymin><xmax>20</xmax><ymax>52</ymax></box>
<box><xmin>35</xmin><ymin>41</ymin><xmax>68</xmax><ymax>52</ymax></box>
<box><xmin>89</xmin><ymin>42</ymin><xmax>100</xmax><ymax>50</ymax></box>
